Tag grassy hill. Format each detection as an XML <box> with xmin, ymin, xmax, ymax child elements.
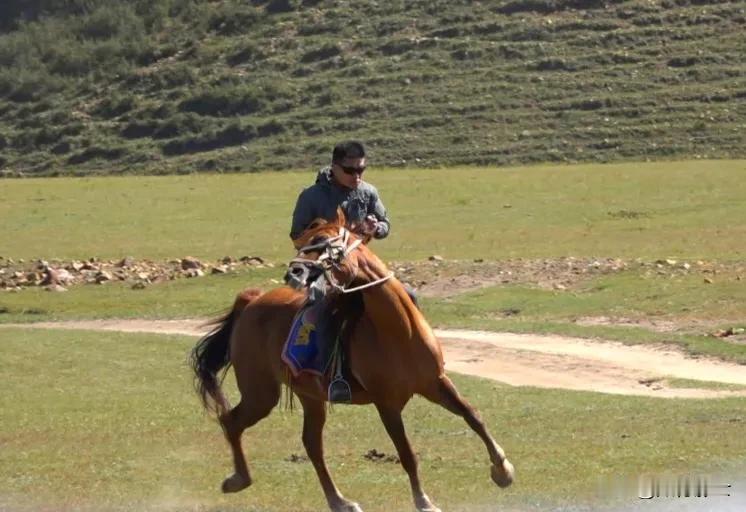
<box><xmin>0</xmin><ymin>0</ymin><xmax>744</xmax><ymax>176</ymax></box>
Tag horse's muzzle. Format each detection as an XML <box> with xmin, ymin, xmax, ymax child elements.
<box><xmin>284</xmin><ymin>263</ymin><xmax>321</xmax><ymax>290</ymax></box>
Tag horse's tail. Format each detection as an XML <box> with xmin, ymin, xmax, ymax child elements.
<box><xmin>190</xmin><ymin>288</ymin><xmax>263</xmax><ymax>416</ymax></box>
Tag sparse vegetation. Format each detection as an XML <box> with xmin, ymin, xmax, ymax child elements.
<box><xmin>0</xmin><ymin>0</ymin><xmax>744</xmax><ymax>175</ymax></box>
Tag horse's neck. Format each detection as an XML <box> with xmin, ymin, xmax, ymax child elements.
<box><xmin>361</xmin><ymin>278</ymin><xmax>430</xmax><ymax>342</ymax></box>
<box><xmin>353</xmin><ymin>247</ymin><xmax>432</xmax><ymax>341</ymax></box>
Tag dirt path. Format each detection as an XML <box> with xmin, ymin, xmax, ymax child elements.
<box><xmin>3</xmin><ymin>319</ymin><xmax>745</xmax><ymax>399</ymax></box>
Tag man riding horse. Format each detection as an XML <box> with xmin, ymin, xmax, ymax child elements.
<box><xmin>288</xmin><ymin>141</ymin><xmax>422</xmax><ymax>401</ymax></box>
<box><xmin>191</xmin><ymin>207</ymin><xmax>515</xmax><ymax>512</ymax></box>
<box><xmin>288</xmin><ymin>141</ymin><xmax>392</xmax><ymax>401</ymax></box>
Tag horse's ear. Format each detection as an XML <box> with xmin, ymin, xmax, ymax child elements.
<box><xmin>334</xmin><ymin>207</ymin><xmax>346</xmax><ymax>227</ymax></box>
<box><xmin>308</xmin><ymin>218</ymin><xmax>327</xmax><ymax>231</ymax></box>
<box><xmin>294</xmin><ymin>218</ymin><xmax>327</xmax><ymax>249</ymax></box>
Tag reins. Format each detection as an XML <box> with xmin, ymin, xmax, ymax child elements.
<box><xmin>292</xmin><ymin>227</ymin><xmax>394</xmax><ymax>294</ymax></box>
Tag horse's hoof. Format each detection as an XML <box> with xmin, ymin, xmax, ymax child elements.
<box><xmin>221</xmin><ymin>472</ymin><xmax>252</xmax><ymax>493</ymax></box>
<box><xmin>416</xmin><ymin>493</ymin><xmax>441</xmax><ymax>512</ymax></box>
<box><xmin>332</xmin><ymin>501</ymin><xmax>363</xmax><ymax>512</ymax></box>
<box><xmin>491</xmin><ymin>459</ymin><xmax>515</xmax><ymax>488</ymax></box>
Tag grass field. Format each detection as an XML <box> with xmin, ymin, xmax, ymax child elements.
<box><xmin>2</xmin><ymin>160</ymin><xmax>745</xmax><ymax>261</ymax></box>
<box><xmin>1</xmin><ymin>161</ymin><xmax>744</xmax><ymax>511</ymax></box>
<box><xmin>1</xmin><ymin>327</ymin><xmax>744</xmax><ymax>512</ymax></box>
<box><xmin>2</xmin><ymin>161</ymin><xmax>745</xmax><ymax>364</ymax></box>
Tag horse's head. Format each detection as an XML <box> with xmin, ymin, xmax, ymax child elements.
<box><xmin>284</xmin><ymin>208</ymin><xmax>360</xmax><ymax>292</ymax></box>
<box><xmin>285</xmin><ymin>208</ymin><xmax>391</xmax><ymax>296</ymax></box>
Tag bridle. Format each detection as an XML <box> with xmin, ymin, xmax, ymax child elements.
<box><xmin>289</xmin><ymin>227</ymin><xmax>394</xmax><ymax>294</ymax></box>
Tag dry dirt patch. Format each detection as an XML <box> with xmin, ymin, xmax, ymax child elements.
<box><xmin>3</xmin><ymin>319</ymin><xmax>745</xmax><ymax>399</ymax></box>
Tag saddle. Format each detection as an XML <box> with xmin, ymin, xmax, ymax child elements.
<box><xmin>282</xmin><ymin>293</ymin><xmax>364</xmax><ymax>402</ymax></box>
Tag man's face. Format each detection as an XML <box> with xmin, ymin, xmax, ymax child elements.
<box><xmin>331</xmin><ymin>157</ymin><xmax>366</xmax><ymax>189</ymax></box>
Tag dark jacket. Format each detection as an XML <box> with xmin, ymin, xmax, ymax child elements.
<box><xmin>290</xmin><ymin>166</ymin><xmax>391</xmax><ymax>241</ymax></box>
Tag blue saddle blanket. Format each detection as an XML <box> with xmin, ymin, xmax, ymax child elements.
<box><xmin>282</xmin><ymin>301</ymin><xmax>331</xmax><ymax>377</ymax></box>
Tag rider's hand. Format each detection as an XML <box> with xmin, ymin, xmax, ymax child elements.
<box><xmin>362</xmin><ymin>215</ymin><xmax>378</xmax><ymax>235</ymax></box>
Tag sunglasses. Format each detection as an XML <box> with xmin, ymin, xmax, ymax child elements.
<box><xmin>338</xmin><ymin>164</ymin><xmax>366</xmax><ymax>175</ymax></box>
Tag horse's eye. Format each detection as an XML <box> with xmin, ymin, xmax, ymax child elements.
<box><xmin>310</xmin><ymin>236</ymin><xmax>326</xmax><ymax>246</ymax></box>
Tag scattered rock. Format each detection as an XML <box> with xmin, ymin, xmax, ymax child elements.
<box><xmin>185</xmin><ymin>268</ymin><xmax>205</xmax><ymax>278</ymax></box>
<box><xmin>639</xmin><ymin>377</ymin><xmax>663</xmax><ymax>387</ymax></box>
<box><xmin>710</xmin><ymin>327</ymin><xmax>745</xmax><ymax>338</ymax></box>
<box><xmin>41</xmin><ymin>267</ymin><xmax>61</xmax><ymax>286</ymax></box>
<box><xmin>285</xmin><ymin>453</ymin><xmax>308</xmax><ymax>463</ymax></box>
<box><xmin>240</xmin><ymin>256</ymin><xmax>264</xmax><ymax>265</ymax></box>
<box><xmin>56</xmin><ymin>268</ymin><xmax>74</xmax><ymax>284</ymax></box>
<box><xmin>704</xmin><ymin>277</ymin><xmax>713</xmax><ymax>284</ymax></box>
<box><xmin>181</xmin><ymin>257</ymin><xmax>202</xmax><ymax>270</ymax></box>
<box><xmin>363</xmin><ymin>449</ymin><xmax>399</xmax><ymax>464</ymax></box>
<box><xmin>118</xmin><ymin>256</ymin><xmax>135</xmax><ymax>268</ymax></box>
<box><xmin>428</xmin><ymin>255</ymin><xmax>444</xmax><ymax>262</ymax></box>
<box><xmin>95</xmin><ymin>271</ymin><xmax>113</xmax><ymax>284</ymax></box>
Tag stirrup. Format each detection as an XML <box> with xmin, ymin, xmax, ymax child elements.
<box><xmin>328</xmin><ymin>376</ymin><xmax>352</xmax><ymax>403</ymax></box>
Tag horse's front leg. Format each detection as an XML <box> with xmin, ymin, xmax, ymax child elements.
<box><xmin>376</xmin><ymin>404</ymin><xmax>441</xmax><ymax>512</ymax></box>
<box><xmin>299</xmin><ymin>395</ymin><xmax>363</xmax><ymax>512</ymax></box>
<box><xmin>426</xmin><ymin>375</ymin><xmax>515</xmax><ymax>488</ymax></box>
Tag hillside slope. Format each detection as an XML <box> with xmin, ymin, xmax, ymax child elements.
<box><xmin>0</xmin><ymin>0</ymin><xmax>744</xmax><ymax>176</ymax></box>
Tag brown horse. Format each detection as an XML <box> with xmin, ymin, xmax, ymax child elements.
<box><xmin>190</xmin><ymin>209</ymin><xmax>514</xmax><ymax>512</ymax></box>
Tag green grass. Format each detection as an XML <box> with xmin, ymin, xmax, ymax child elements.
<box><xmin>427</xmin><ymin>269</ymin><xmax>746</xmax><ymax>324</ymax></box>
<box><xmin>0</xmin><ymin>267</ymin><xmax>280</xmax><ymax>323</ymax></box>
<box><xmin>1</xmin><ymin>0</ymin><xmax>745</xmax><ymax>175</ymax></box>
<box><xmin>2</xmin><ymin>160</ymin><xmax>745</xmax><ymax>262</ymax></box>
<box><xmin>1</xmin><ymin>327</ymin><xmax>744</xmax><ymax>511</ymax></box>
<box><xmin>1</xmin><ymin>161</ymin><xmax>745</xmax><ymax>363</ymax></box>
<box><xmin>666</xmin><ymin>378</ymin><xmax>746</xmax><ymax>392</ymax></box>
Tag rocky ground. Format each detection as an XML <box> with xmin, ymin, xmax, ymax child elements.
<box><xmin>0</xmin><ymin>255</ymin><xmax>272</xmax><ymax>292</ymax></box>
<box><xmin>1</xmin><ymin>254</ymin><xmax>742</xmax><ymax>297</ymax></box>
<box><xmin>391</xmin><ymin>256</ymin><xmax>743</xmax><ymax>297</ymax></box>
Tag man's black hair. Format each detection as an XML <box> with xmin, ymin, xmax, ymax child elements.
<box><xmin>332</xmin><ymin>141</ymin><xmax>366</xmax><ymax>163</ymax></box>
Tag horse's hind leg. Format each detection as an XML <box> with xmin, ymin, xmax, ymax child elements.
<box><xmin>299</xmin><ymin>396</ymin><xmax>363</xmax><ymax>512</ymax></box>
<box><xmin>376</xmin><ymin>404</ymin><xmax>441</xmax><ymax>512</ymax></box>
<box><xmin>425</xmin><ymin>375</ymin><xmax>514</xmax><ymax>488</ymax></box>
<box><xmin>220</xmin><ymin>384</ymin><xmax>280</xmax><ymax>493</ymax></box>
